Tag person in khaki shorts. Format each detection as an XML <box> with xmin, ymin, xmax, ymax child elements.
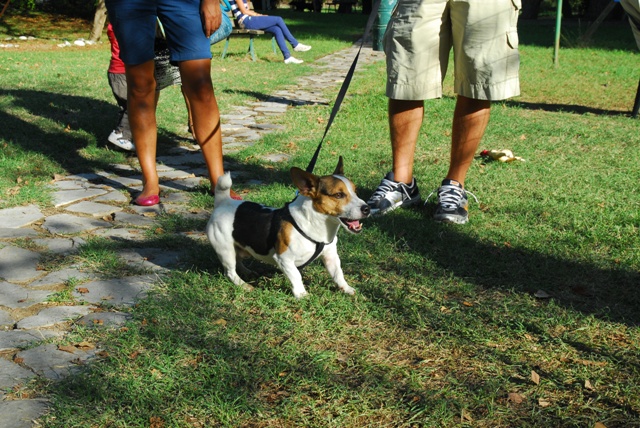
<box><xmin>367</xmin><ymin>0</ymin><xmax>521</xmax><ymax>224</ymax></box>
<box><xmin>620</xmin><ymin>0</ymin><xmax>640</xmax><ymax>49</ymax></box>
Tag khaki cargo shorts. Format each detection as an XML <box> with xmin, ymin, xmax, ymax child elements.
<box><xmin>384</xmin><ymin>0</ymin><xmax>521</xmax><ymax>101</ymax></box>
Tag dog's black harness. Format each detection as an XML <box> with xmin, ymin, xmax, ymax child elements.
<box><xmin>282</xmin><ymin>203</ymin><xmax>327</xmax><ymax>269</ymax></box>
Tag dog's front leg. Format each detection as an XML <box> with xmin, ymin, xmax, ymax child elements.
<box><xmin>321</xmin><ymin>245</ymin><xmax>355</xmax><ymax>295</ymax></box>
<box><xmin>278</xmin><ymin>259</ymin><xmax>308</xmax><ymax>299</ymax></box>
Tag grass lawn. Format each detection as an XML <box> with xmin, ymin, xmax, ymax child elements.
<box><xmin>1</xmin><ymin>8</ymin><xmax>640</xmax><ymax>428</ymax></box>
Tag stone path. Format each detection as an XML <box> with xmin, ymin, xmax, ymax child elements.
<box><xmin>0</xmin><ymin>44</ymin><xmax>384</xmax><ymax>427</ymax></box>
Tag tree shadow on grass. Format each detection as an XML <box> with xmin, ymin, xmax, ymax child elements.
<box><xmin>0</xmin><ymin>88</ymin><xmax>191</xmax><ymax>174</ymax></box>
<box><xmin>367</xmin><ymin>207</ymin><xmax>640</xmax><ymax>327</ymax></box>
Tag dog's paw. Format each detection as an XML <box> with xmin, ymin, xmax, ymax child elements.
<box><xmin>240</xmin><ymin>283</ymin><xmax>255</xmax><ymax>292</ymax></box>
<box><xmin>340</xmin><ymin>285</ymin><xmax>356</xmax><ymax>295</ymax></box>
<box><xmin>292</xmin><ymin>289</ymin><xmax>308</xmax><ymax>299</ymax></box>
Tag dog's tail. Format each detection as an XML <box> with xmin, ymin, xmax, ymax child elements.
<box><xmin>215</xmin><ymin>172</ymin><xmax>233</xmax><ymax>201</ymax></box>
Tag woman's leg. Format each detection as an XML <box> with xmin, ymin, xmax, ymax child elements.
<box><xmin>178</xmin><ymin>58</ymin><xmax>225</xmax><ymax>187</ymax></box>
<box><xmin>125</xmin><ymin>59</ymin><xmax>160</xmax><ymax>198</ymax></box>
<box><xmin>244</xmin><ymin>16</ymin><xmax>298</xmax><ymax>59</ymax></box>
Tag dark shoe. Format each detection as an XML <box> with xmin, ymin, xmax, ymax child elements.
<box><xmin>367</xmin><ymin>172</ymin><xmax>421</xmax><ymax>216</ymax></box>
<box><xmin>431</xmin><ymin>179</ymin><xmax>477</xmax><ymax>224</ymax></box>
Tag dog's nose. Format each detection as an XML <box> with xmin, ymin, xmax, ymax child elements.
<box><xmin>361</xmin><ymin>204</ymin><xmax>371</xmax><ymax>217</ymax></box>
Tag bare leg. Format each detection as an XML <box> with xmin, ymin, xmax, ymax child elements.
<box><xmin>389</xmin><ymin>99</ymin><xmax>424</xmax><ymax>184</ymax></box>
<box><xmin>178</xmin><ymin>59</ymin><xmax>224</xmax><ymax>187</ymax></box>
<box><xmin>446</xmin><ymin>95</ymin><xmax>491</xmax><ymax>187</ymax></box>
<box><xmin>181</xmin><ymin>85</ymin><xmax>196</xmax><ymax>140</ymax></box>
<box><xmin>126</xmin><ymin>60</ymin><xmax>160</xmax><ymax>199</ymax></box>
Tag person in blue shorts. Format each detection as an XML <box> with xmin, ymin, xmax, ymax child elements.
<box><xmin>105</xmin><ymin>0</ymin><xmax>239</xmax><ymax>206</ymax></box>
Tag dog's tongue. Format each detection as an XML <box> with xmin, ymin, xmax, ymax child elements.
<box><xmin>346</xmin><ymin>219</ymin><xmax>361</xmax><ymax>232</ymax></box>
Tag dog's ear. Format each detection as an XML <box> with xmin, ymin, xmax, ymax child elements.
<box><xmin>291</xmin><ymin>167</ymin><xmax>319</xmax><ymax>196</ymax></box>
<box><xmin>333</xmin><ymin>156</ymin><xmax>344</xmax><ymax>176</ymax></box>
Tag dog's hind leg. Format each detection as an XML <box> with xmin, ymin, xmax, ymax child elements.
<box><xmin>216</xmin><ymin>249</ymin><xmax>254</xmax><ymax>292</ymax></box>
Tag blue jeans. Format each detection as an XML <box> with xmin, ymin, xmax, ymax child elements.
<box><xmin>242</xmin><ymin>15</ymin><xmax>299</xmax><ymax>59</ymax></box>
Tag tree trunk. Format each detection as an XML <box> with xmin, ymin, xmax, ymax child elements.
<box><xmin>520</xmin><ymin>0</ymin><xmax>542</xmax><ymax>19</ymax></box>
<box><xmin>89</xmin><ymin>0</ymin><xmax>108</xmax><ymax>42</ymax></box>
<box><xmin>586</xmin><ymin>0</ymin><xmax>613</xmax><ymax>20</ymax></box>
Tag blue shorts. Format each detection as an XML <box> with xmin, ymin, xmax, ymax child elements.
<box><xmin>106</xmin><ymin>0</ymin><xmax>212</xmax><ymax>65</ymax></box>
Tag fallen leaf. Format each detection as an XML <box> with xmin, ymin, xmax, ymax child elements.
<box><xmin>213</xmin><ymin>318</ymin><xmax>227</xmax><ymax>326</ymax></box>
<box><xmin>97</xmin><ymin>351</ymin><xmax>109</xmax><ymax>358</ymax></box>
<box><xmin>508</xmin><ymin>392</ymin><xmax>524</xmax><ymax>404</ymax></box>
<box><xmin>531</xmin><ymin>370</ymin><xmax>540</xmax><ymax>385</ymax></box>
<box><xmin>76</xmin><ymin>341</ymin><xmax>94</xmax><ymax>350</ymax></box>
<box><xmin>13</xmin><ymin>356</ymin><xmax>24</xmax><ymax>364</ymax></box>
<box><xmin>585</xmin><ymin>379</ymin><xmax>595</xmax><ymax>391</ymax></box>
<box><xmin>461</xmin><ymin>409</ymin><xmax>473</xmax><ymax>421</ymax></box>
<box><xmin>538</xmin><ymin>398</ymin><xmax>551</xmax><ymax>407</ymax></box>
<box><xmin>58</xmin><ymin>345</ymin><xmax>77</xmax><ymax>354</ymax></box>
<box><xmin>462</xmin><ymin>301</ymin><xmax>473</xmax><ymax>307</ymax></box>
<box><xmin>76</xmin><ymin>287</ymin><xmax>89</xmax><ymax>294</ymax></box>
<box><xmin>594</xmin><ymin>423</ymin><xmax>608</xmax><ymax>428</ymax></box>
<box><xmin>149</xmin><ymin>416</ymin><xmax>165</xmax><ymax>428</ymax></box>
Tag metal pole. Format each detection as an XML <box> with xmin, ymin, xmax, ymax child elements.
<box><xmin>554</xmin><ymin>0</ymin><xmax>563</xmax><ymax>68</ymax></box>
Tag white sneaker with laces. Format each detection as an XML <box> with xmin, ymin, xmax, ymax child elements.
<box><xmin>284</xmin><ymin>56</ymin><xmax>304</xmax><ymax>64</ymax></box>
<box><xmin>107</xmin><ymin>130</ymin><xmax>135</xmax><ymax>151</ymax></box>
<box><xmin>293</xmin><ymin>43</ymin><xmax>311</xmax><ymax>52</ymax></box>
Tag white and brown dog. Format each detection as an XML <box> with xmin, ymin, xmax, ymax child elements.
<box><xmin>206</xmin><ymin>157</ymin><xmax>370</xmax><ymax>298</ymax></box>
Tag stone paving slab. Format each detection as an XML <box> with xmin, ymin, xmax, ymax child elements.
<box><xmin>64</xmin><ymin>201</ymin><xmax>123</xmax><ymax>218</ymax></box>
<box><xmin>116</xmin><ymin>249</ymin><xmax>184</xmax><ymax>273</ymax></box>
<box><xmin>26</xmin><ymin>267</ymin><xmax>94</xmax><ymax>289</ymax></box>
<box><xmin>31</xmin><ymin>237</ymin><xmax>86</xmax><ymax>255</ymax></box>
<box><xmin>75</xmin><ymin>311</ymin><xmax>131</xmax><ymax>329</ymax></box>
<box><xmin>0</xmin><ymin>228</ymin><xmax>39</xmax><ymax>239</ymax></box>
<box><xmin>0</xmin><ymin>358</ymin><xmax>36</xmax><ymax>391</ymax></box>
<box><xmin>0</xmin><ymin>399</ymin><xmax>49</xmax><ymax>428</ymax></box>
<box><xmin>42</xmin><ymin>214</ymin><xmax>111</xmax><ymax>235</ymax></box>
<box><xmin>51</xmin><ymin>188</ymin><xmax>109</xmax><ymax>208</ymax></box>
<box><xmin>17</xmin><ymin>343</ymin><xmax>98</xmax><ymax>380</ymax></box>
<box><xmin>72</xmin><ymin>275</ymin><xmax>157</xmax><ymax>306</ymax></box>
<box><xmin>0</xmin><ymin>330</ymin><xmax>62</xmax><ymax>353</ymax></box>
<box><xmin>0</xmin><ymin>282</ymin><xmax>52</xmax><ymax>309</ymax></box>
<box><xmin>0</xmin><ymin>310</ymin><xmax>15</xmax><ymax>329</ymax></box>
<box><xmin>16</xmin><ymin>306</ymin><xmax>94</xmax><ymax>330</ymax></box>
<box><xmin>0</xmin><ymin>247</ymin><xmax>42</xmax><ymax>283</ymax></box>
<box><xmin>0</xmin><ymin>205</ymin><xmax>44</xmax><ymax>229</ymax></box>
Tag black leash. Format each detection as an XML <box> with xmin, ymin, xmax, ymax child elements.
<box><xmin>305</xmin><ymin>0</ymin><xmax>382</xmax><ymax>173</ymax></box>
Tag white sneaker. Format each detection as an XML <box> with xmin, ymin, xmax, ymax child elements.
<box><xmin>108</xmin><ymin>130</ymin><xmax>135</xmax><ymax>151</ymax></box>
<box><xmin>293</xmin><ymin>43</ymin><xmax>311</xmax><ymax>52</ymax></box>
<box><xmin>284</xmin><ymin>56</ymin><xmax>304</xmax><ymax>64</ymax></box>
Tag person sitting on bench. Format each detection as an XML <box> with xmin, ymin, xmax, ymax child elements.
<box><xmin>230</xmin><ymin>0</ymin><xmax>311</xmax><ymax>64</ymax></box>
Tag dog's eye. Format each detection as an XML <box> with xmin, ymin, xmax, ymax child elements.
<box><xmin>333</xmin><ymin>192</ymin><xmax>345</xmax><ymax>199</ymax></box>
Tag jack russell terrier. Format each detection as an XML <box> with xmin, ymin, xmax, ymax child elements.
<box><xmin>206</xmin><ymin>157</ymin><xmax>370</xmax><ymax>298</ymax></box>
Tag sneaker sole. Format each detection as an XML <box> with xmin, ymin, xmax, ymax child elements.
<box><xmin>433</xmin><ymin>213</ymin><xmax>468</xmax><ymax>224</ymax></box>
<box><xmin>108</xmin><ymin>140</ymin><xmax>135</xmax><ymax>151</ymax></box>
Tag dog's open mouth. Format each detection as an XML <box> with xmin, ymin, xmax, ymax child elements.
<box><xmin>340</xmin><ymin>218</ymin><xmax>363</xmax><ymax>234</ymax></box>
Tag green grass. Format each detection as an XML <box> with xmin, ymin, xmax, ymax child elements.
<box><xmin>1</xmin><ymin>10</ymin><xmax>640</xmax><ymax>428</ymax></box>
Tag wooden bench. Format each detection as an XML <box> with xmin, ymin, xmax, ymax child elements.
<box><xmin>220</xmin><ymin>9</ymin><xmax>276</xmax><ymax>61</ymax></box>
